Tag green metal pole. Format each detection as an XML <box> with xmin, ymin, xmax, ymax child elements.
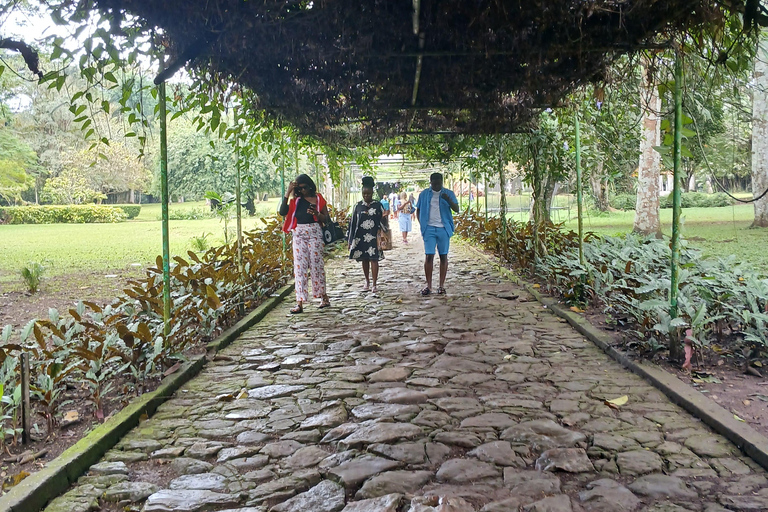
<box><xmin>484</xmin><ymin>174</ymin><xmax>488</xmax><ymax>222</ymax></box>
<box><xmin>475</xmin><ymin>174</ymin><xmax>479</xmax><ymax>213</ymax></box>
<box><xmin>158</xmin><ymin>81</ymin><xmax>171</xmax><ymax>337</ymax></box>
<box><xmin>670</xmin><ymin>48</ymin><xmax>684</xmax><ymax>360</ymax></box>
<box><xmin>498</xmin><ymin>136</ymin><xmax>508</xmax><ymax>257</ymax></box>
<box><xmin>235</xmin><ymin>139</ymin><xmax>243</xmax><ymax>275</ymax></box>
<box><xmin>575</xmin><ymin>112</ymin><xmax>585</xmax><ymax>267</ymax></box>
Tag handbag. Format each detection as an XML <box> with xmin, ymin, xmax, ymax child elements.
<box><xmin>322</xmin><ymin>219</ymin><xmax>344</xmax><ymax>245</ymax></box>
<box><xmin>377</xmin><ymin>226</ymin><xmax>393</xmax><ymax>251</ymax></box>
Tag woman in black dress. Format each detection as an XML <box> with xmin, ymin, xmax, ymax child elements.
<box><xmin>348</xmin><ymin>177</ymin><xmax>385</xmax><ymax>292</ymax></box>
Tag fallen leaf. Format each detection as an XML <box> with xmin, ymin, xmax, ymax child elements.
<box><xmin>605</xmin><ymin>395</ymin><xmax>629</xmax><ymax>409</ymax></box>
<box><xmin>4</xmin><ymin>471</ymin><xmax>29</xmax><ymax>490</ymax></box>
<box><xmin>743</xmin><ymin>400</ymin><xmax>751</xmax><ymax>406</ymax></box>
<box><xmin>139</xmin><ymin>413</ymin><xmax>148</xmax><ymax>422</ymax></box>
<box><xmin>532</xmin><ymin>284</ymin><xmax>540</xmax><ymax>289</ymax></box>
<box><xmin>734</xmin><ymin>414</ymin><xmax>746</xmax><ymax>422</ymax></box>
<box><xmin>216</xmin><ymin>393</ymin><xmax>235</xmax><ymax>402</ymax></box>
<box><xmin>62</xmin><ymin>410</ymin><xmax>79</xmax><ymax>423</ymax></box>
<box><xmin>750</xmin><ymin>393</ymin><xmax>768</xmax><ymax>402</ymax></box>
<box><xmin>503</xmin><ymin>354</ymin><xmax>513</xmax><ymax>360</ymax></box>
<box><xmin>163</xmin><ymin>362</ymin><xmax>182</xmax><ymax>377</ymax></box>
<box><xmin>753</xmin><ymin>361</ymin><xmax>763</xmax><ymax>368</ymax></box>
<box><xmin>717</xmin><ymin>359</ymin><xmax>725</xmax><ymax>366</ymax></box>
<box><xmin>236</xmin><ymin>388</ymin><xmax>248</xmax><ymax>400</ymax></box>
<box><xmin>569</xmin><ymin>306</ymin><xmax>584</xmax><ymax>313</ymax></box>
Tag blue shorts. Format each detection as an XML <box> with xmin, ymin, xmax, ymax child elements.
<box><xmin>423</xmin><ymin>225</ymin><xmax>450</xmax><ymax>256</ymax></box>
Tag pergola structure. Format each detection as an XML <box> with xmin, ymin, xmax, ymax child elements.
<box><xmin>70</xmin><ymin>0</ymin><xmax>767</xmax><ymax>355</ymax></box>
<box><xmin>87</xmin><ymin>0</ymin><xmax>766</xmax><ymax>141</ymax></box>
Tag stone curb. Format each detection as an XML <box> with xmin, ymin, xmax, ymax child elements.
<box><xmin>465</xmin><ymin>243</ymin><xmax>768</xmax><ymax>473</ymax></box>
<box><xmin>0</xmin><ymin>282</ymin><xmax>294</xmax><ymax>512</ymax></box>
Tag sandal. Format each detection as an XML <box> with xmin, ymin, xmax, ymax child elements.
<box><xmin>290</xmin><ymin>304</ymin><xmax>303</xmax><ymax>314</ymax></box>
<box><xmin>420</xmin><ymin>287</ymin><xmax>432</xmax><ymax>296</ymax></box>
<box><xmin>437</xmin><ymin>287</ymin><xmax>446</xmax><ymax>295</ymax></box>
<box><xmin>372</xmin><ymin>285</ymin><xmax>379</xmax><ymax>293</ymax></box>
<box><xmin>319</xmin><ymin>301</ymin><xmax>331</xmax><ymax>309</ymax></box>
<box><xmin>362</xmin><ymin>283</ymin><xmax>370</xmax><ymax>292</ymax></box>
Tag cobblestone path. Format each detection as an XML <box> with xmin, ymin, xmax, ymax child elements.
<box><xmin>47</xmin><ymin>236</ymin><xmax>768</xmax><ymax>512</ymax></box>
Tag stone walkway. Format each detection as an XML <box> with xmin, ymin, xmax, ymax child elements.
<box><xmin>47</xmin><ymin>234</ymin><xmax>768</xmax><ymax>512</ymax></box>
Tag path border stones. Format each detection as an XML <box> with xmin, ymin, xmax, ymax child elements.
<box><xmin>0</xmin><ymin>283</ymin><xmax>294</xmax><ymax>512</ymax></box>
<box><xmin>466</xmin><ymin>242</ymin><xmax>768</xmax><ymax>473</ymax></box>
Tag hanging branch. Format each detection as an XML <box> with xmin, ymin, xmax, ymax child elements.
<box><xmin>0</xmin><ymin>38</ymin><xmax>43</xmax><ymax>79</ymax></box>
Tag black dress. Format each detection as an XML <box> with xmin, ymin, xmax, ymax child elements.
<box><xmin>348</xmin><ymin>200</ymin><xmax>385</xmax><ymax>261</ymax></box>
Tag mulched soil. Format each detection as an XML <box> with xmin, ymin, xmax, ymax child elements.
<box><xmin>582</xmin><ymin>310</ymin><xmax>768</xmax><ymax>439</ymax></box>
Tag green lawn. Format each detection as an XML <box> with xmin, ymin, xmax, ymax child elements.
<box><xmin>0</xmin><ymin>199</ymin><xmax>281</xmax><ymax>288</ymax></box>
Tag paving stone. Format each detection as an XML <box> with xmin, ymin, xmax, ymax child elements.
<box><xmin>237</xmin><ymin>431</ymin><xmax>274</xmax><ymax>445</ymax></box>
<box><xmin>579</xmin><ymin>479</ymin><xmax>641</xmax><ymax>511</ymax></box>
<box><xmin>350</xmin><ymin>403</ymin><xmax>421</xmax><ymax>420</ymax></box>
<box><xmin>271</xmin><ymin>480</ymin><xmax>345</xmax><ymax>512</ymax></box>
<box><xmin>103</xmin><ymin>481</ymin><xmax>160</xmax><ymax>502</ymax></box>
<box><xmin>342</xmin><ymin>493</ymin><xmax>403</xmax><ymax>512</ymax></box>
<box><xmin>504</xmin><ymin>470</ymin><xmax>562</xmax><ymax>495</ymax></box>
<box><xmin>718</xmin><ymin>495</ymin><xmax>768</xmax><ymax>510</ymax></box>
<box><xmin>339</xmin><ymin>422</ymin><xmax>424</xmax><ymax>449</ymax></box>
<box><xmin>627</xmin><ymin>474</ymin><xmax>697</xmax><ymax>499</ymax></box>
<box><xmin>407</xmin><ymin>496</ymin><xmax>477</xmax><ymax>512</ymax></box>
<box><xmin>468</xmin><ymin>441</ymin><xmax>523</xmax><ymax>467</ymax></box>
<box><xmin>329</xmin><ymin>454</ymin><xmax>403</xmax><ymax>488</ymax></box>
<box><xmin>616</xmin><ymin>450</ymin><xmax>664</xmax><ymax>476</ymax></box>
<box><xmin>436</xmin><ymin>458</ymin><xmax>501</xmax><ymax>483</ymax></box>
<box><xmin>368</xmin><ymin>367</ymin><xmax>412</xmax><ymax>382</ymax></box>
<box><xmin>143</xmin><ymin>490</ymin><xmax>241</xmax><ymax>512</ymax></box>
<box><xmin>364</xmin><ymin>388</ymin><xmax>429</xmax><ymax>405</ymax></box>
<box><xmin>368</xmin><ymin>442</ymin><xmax>427</xmax><ymax>464</ymax></box>
<box><xmin>432</xmin><ymin>431</ymin><xmax>482</xmax><ymax>448</ymax></box>
<box><xmin>460</xmin><ymin>412</ymin><xmax>516</xmax><ymax>429</ymax></box>
<box><xmin>283</xmin><ymin>446</ymin><xmax>331</xmax><ymax>468</ymax></box>
<box><xmin>169</xmin><ymin>473</ymin><xmax>229</xmax><ymax>492</ymax></box>
<box><xmin>356</xmin><ymin>470</ymin><xmax>433</xmax><ymax>499</ymax></box>
<box><xmin>684</xmin><ymin>435</ymin><xmax>735</xmax><ymax>458</ymax></box>
<box><xmin>260</xmin><ymin>440</ymin><xmax>304</xmax><ymax>458</ymax></box>
<box><xmin>248</xmin><ymin>384</ymin><xmax>305</xmax><ymax>400</ymax></box>
<box><xmin>170</xmin><ymin>457</ymin><xmax>214</xmax><ymax>475</ymax></box>
<box><xmin>523</xmin><ymin>495</ymin><xmax>573</xmax><ymax>512</ymax></box>
<box><xmin>89</xmin><ymin>461</ymin><xmax>128</xmax><ymax>475</ymax></box>
<box><xmin>151</xmin><ymin>446</ymin><xmax>186</xmax><ymax>459</ymax></box>
<box><xmin>536</xmin><ymin>448</ymin><xmax>595</xmax><ymax>473</ymax></box>
<box><xmin>501</xmin><ymin>420</ymin><xmax>586</xmax><ymax>452</ymax></box>
<box><xmin>218</xmin><ymin>446</ymin><xmax>262</xmax><ymax>463</ymax></box>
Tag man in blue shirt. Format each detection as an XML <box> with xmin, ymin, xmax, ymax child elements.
<box><xmin>415</xmin><ymin>173</ymin><xmax>459</xmax><ymax>295</ymax></box>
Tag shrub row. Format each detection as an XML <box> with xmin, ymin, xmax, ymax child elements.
<box><xmin>114</xmin><ymin>204</ymin><xmax>142</xmax><ymax>219</ymax></box>
<box><xmin>455</xmin><ymin>211</ymin><xmax>768</xmax><ymax>358</ymax></box>
<box><xmin>0</xmin><ymin>205</ymin><xmax>127</xmax><ymax>224</ymax></box>
<box><xmin>0</xmin><ymin>218</ymin><xmax>291</xmax><ymax>442</ymax></box>
<box><xmin>611</xmin><ymin>192</ymin><xmax>733</xmax><ymax>211</ymax></box>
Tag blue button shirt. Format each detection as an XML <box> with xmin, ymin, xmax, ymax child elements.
<box><xmin>416</xmin><ymin>188</ymin><xmax>458</xmax><ymax>237</ymax></box>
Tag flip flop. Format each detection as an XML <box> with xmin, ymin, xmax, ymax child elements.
<box><xmin>372</xmin><ymin>285</ymin><xmax>379</xmax><ymax>293</ymax></box>
<box><xmin>362</xmin><ymin>283</ymin><xmax>370</xmax><ymax>292</ymax></box>
<box><xmin>420</xmin><ymin>287</ymin><xmax>431</xmax><ymax>296</ymax></box>
<box><xmin>290</xmin><ymin>304</ymin><xmax>303</xmax><ymax>314</ymax></box>
<box><xmin>319</xmin><ymin>301</ymin><xmax>331</xmax><ymax>309</ymax></box>
<box><xmin>437</xmin><ymin>287</ymin><xmax>446</xmax><ymax>295</ymax></box>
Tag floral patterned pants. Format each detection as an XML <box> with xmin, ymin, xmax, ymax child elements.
<box><xmin>291</xmin><ymin>223</ymin><xmax>326</xmax><ymax>302</ymax></box>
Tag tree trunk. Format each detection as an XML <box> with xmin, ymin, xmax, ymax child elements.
<box><xmin>590</xmin><ymin>160</ymin><xmax>609</xmax><ymax>211</ymax></box>
<box><xmin>633</xmin><ymin>59</ymin><xmax>663</xmax><ymax>237</ymax></box>
<box><xmin>752</xmin><ymin>37</ymin><xmax>768</xmax><ymax>227</ymax></box>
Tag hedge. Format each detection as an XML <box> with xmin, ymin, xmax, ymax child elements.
<box><xmin>114</xmin><ymin>204</ymin><xmax>142</xmax><ymax>219</ymax></box>
<box><xmin>610</xmin><ymin>192</ymin><xmax>733</xmax><ymax>211</ymax></box>
<box><xmin>0</xmin><ymin>205</ymin><xmax>128</xmax><ymax>224</ymax></box>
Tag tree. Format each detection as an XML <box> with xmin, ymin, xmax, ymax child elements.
<box><xmin>63</xmin><ymin>143</ymin><xmax>150</xmax><ymax>200</ymax></box>
<box><xmin>41</xmin><ymin>168</ymin><xmax>105</xmax><ymax>204</ymax></box>
<box><xmin>634</xmin><ymin>57</ymin><xmax>663</xmax><ymax>237</ymax></box>
<box><xmin>0</xmin><ymin>128</ymin><xmax>37</xmax><ymax>204</ymax></box>
<box><xmin>751</xmin><ymin>36</ymin><xmax>768</xmax><ymax>227</ymax></box>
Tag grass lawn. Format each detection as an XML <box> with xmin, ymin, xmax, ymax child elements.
<box><xmin>0</xmin><ymin>199</ymin><xmax>281</xmax><ymax>291</ymax></box>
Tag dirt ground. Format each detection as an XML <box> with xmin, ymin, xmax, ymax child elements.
<box><xmin>0</xmin><ymin>268</ymin><xmax>144</xmax><ymax>329</ymax></box>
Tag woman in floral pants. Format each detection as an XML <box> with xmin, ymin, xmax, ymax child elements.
<box><xmin>280</xmin><ymin>174</ymin><xmax>331</xmax><ymax>314</ymax></box>
<box><xmin>348</xmin><ymin>177</ymin><xmax>385</xmax><ymax>292</ymax></box>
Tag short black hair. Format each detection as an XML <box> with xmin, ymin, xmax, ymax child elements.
<box><xmin>362</xmin><ymin>176</ymin><xmax>375</xmax><ymax>189</ymax></box>
<box><xmin>430</xmin><ymin>172</ymin><xmax>443</xmax><ymax>182</ymax></box>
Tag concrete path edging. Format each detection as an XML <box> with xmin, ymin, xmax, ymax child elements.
<box><xmin>466</xmin><ymin>243</ymin><xmax>768</xmax><ymax>473</ymax></box>
<box><xmin>0</xmin><ymin>282</ymin><xmax>294</xmax><ymax>512</ymax></box>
